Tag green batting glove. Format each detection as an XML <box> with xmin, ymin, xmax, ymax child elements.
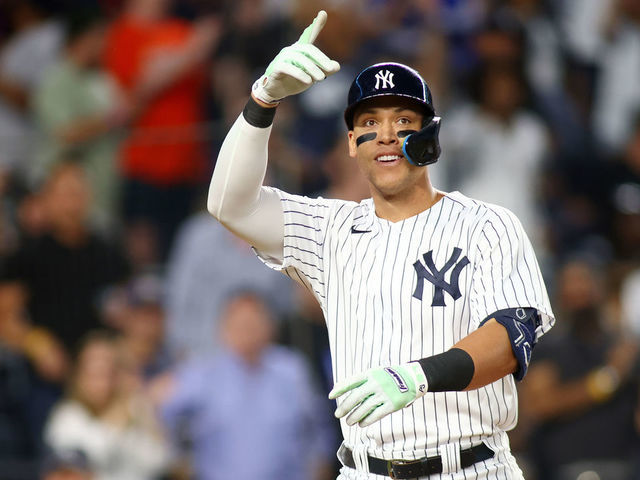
<box><xmin>329</xmin><ymin>362</ymin><xmax>429</xmax><ymax>427</ymax></box>
<box><xmin>251</xmin><ymin>10</ymin><xmax>340</xmax><ymax>105</ymax></box>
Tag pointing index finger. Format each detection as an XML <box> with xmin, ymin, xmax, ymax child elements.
<box><xmin>297</xmin><ymin>10</ymin><xmax>328</xmax><ymax>45</ymax></box>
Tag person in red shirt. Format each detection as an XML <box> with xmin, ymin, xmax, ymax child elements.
<box><xmin>104</xmin><ymin>0</ymin><xmax>220</xmax><ymax>261</ymax></box>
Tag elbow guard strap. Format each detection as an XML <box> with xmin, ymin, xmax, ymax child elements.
<box><xmin>416</xmin><ymin>348</ymin><xmax>475</xmax><ymax>392</ymax></box>
<box><xmin>243</xmin><ymin>96</ymin><xmax>277</xmax><ymax>128</ymax></box>
<box><xmin>481</xmin><ymin>307</ymin><xmax>541</xmax><ymax>381</ymax></box>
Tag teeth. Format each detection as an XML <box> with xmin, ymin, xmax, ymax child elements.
<box><xmin>377</xmin><ymin>155</ymin><xmax>400</xmax><ymax>162</ymax></box>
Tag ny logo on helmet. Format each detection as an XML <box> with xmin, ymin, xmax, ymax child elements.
<box><xmin>374</xmin><ymin>70</ymin><xmax>395</xmax><ymax>90</ymax></box>
<box><xmin>413</xmin><ymin>248</ymin><xmax>470</xmax><ymax>306</ymax></box>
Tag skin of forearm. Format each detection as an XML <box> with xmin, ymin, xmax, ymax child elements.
<box><xmin>0</xmin><ymin>76</ymin><xmax>29</xmax><ymax>110</ymax></box>
<box><xmin>527</xmin><ymin>380</ymin><xmax>594</xmax><ymax>420</ymax></box>
<box><xmin>56</xmin><ymin>114</ymin><xmax>112</xmax><ymax>145</ymax></box>
<box><xmin>133</xmin><ymin>32</ymin><xmax>214</xmax><ymax>105</ymax></box>
<box><xmin>521</xmin><ymin>363</ymin><xmax>611</xmax><ymax>421</ymax></box>
<box><xmin>133</xmin><ymin>55</ymin><xmax>191</xmax><ymax>104</ymax></box>
<box><xmin>251</xmin><ymin>92</ymin><xmax>278</xmax><ymax>108</ymax></box>
<box><xmin>454</xmin><ymin>319</ymin><xmax>518</xmax><ymax>391</ymax></box>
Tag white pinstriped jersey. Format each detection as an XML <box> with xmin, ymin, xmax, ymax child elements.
<box><xmin>256</xmin><ymin>189</ymin><xmax>554</xmax><ymax>478</ymax></box>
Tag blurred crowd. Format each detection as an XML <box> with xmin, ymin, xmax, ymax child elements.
<box><xmin>0</xmin><ymin>0</ymin><xmax>638</xmax><ymax>479</ymax></box>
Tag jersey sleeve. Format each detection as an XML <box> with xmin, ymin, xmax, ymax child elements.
<box><xmin>253</xmin><ymin>188</ymin><xmax>334</xmax><ymax>305</ymax></box>
<box><xmin>470</xmin><ymin>207</ymin><xmax>554</xmax><ymax>342</ymax></box>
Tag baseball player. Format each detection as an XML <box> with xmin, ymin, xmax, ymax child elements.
<box><xmin>207</xmin><ymin>11</ymin><xmax>555</xmax><ymax>480</ymax></box>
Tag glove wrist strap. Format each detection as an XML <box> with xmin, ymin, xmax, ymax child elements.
<box><xmin>407</xmin><ymin>361</ymin><xmax>429</xmax><ymax>397</ymax></box>
<box><xmin>252</xmin><ymin>76</ymin><xmax>281</xmax><ymax>106</ymax></box>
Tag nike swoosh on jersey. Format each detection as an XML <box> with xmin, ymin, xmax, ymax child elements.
<box><xmin>350</xmin><ymin>226</ymin><xmax>371</xmax><ymax>234</ymax></box>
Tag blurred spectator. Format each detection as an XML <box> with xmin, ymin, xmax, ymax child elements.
<box><xmin>498</xmin><ymin>0</ymin><xmax>591</xmax><ymax>162</ymax></box>
<box><xmin>21</xmin><ymin>325</ymin><xmax>70</xmax><ymax>444</ymax></box>
<box><xmin>555</xmin><ymin>0</ymin><xmax>615</xmax><ymax>122</ymax></box>
<box><xmin>110</xmin><ymin>273</ymin><xmax>174</xmax><ymax>381</ymax></box>
<box><xmin>216</xmin><ymin>0</ymin><xmax>294</xmax><ymax>75</ymax></box>
<box><xmin>165</xmin><ymin>211</ymin><xmax>293</xmax><ymax>359</ymax></box>
<box><xmin>156</xmin><ymin>290</ymin><xmax>335</xmax><ymax>480</ymax></box>
<box><xmin>501</xmin><ymin>0</ymin><xmax>563</xmax><ymax>101</ymax></box>
<box><xmin>0</xmin><ymin>280</ymin><xmax>70</xmax><ymax>479</ymax></box>
<box><xmin>439</xmin><ymin>61</ymin><xmax>550</xmax><ymax>247</ymax></box>
<box><xmin>282</xmin><ymin>284</ymin><xmax>333</xmax><ymax>398</ymax></box>
<box><xmin>40</xmin><ymin>448</ymin><xmax>94</xmax><ymax>480</ymax></box>
<box><xmin>620</xmin><ymin>267</ymin><xmax>640</xmax><ymax>338</ymax></box>
<box><xmin>209</xmin><ymin>55</ymin><xmax>253</xmax><ymax>130</ymax></box>
<box><xmin>592</xmin><ymin>0</ymin><xmax>640</xmax><ymax>153</ymax></box>
<box><xmin>0</xmin><ymin>282</ymin><xmax>41</xmax><ymax>479</ymax></box>
<box><xmin>44</xmin><ymin>330</ymin><xmax>170</xmax><ymax>480</ymax></box>
<box><xmin>600</xmin><ymin>113</ymin><xmax>640</xmax><ymax>260</ymax></box>
<box><xmin>104</xmin><ymin>0</ymin><xmax>222</xmax><ymax>261</ymax></box>
<box><xmin>471</xmin><ymin>6</ymin><xmax>525</xmax><ymax>67</ymax></box>
<box><xmin>2</xmin><ymin>162</ymin><xmax>130</xmax><ymax>354</ymax></box>
<box><xmin>0</xmin><ymin>0</ymin><xmax>64</xmax><ymax>177</ymax></box>
<box><xmin>556</xmin><ymin>0</ymin><xmax>616</xmax><ymax>67</ymax></box>
<box><xmin>33</xmin><ymin>8</ymin><xmax>131</xmax><ymax>232</ymax></box>
<box><xmin>519</xmin><ymin>259</ymin><xmax>640</xmax><ymax>480</ymax></box>
<box><xmin>540</xmin><ymin>151</ymin><xmax>611</xmax><ymax>261</ymax></box>
<box><xmin>436</xmin><ymin>0</ymin><xmax>489</xmax><ymax>37</ymax></box>
<box><xmin>0</xmin><ymin>170</ymin><xmax>22</xmax><ymax>255</ymax></box>
<box><xmin>280</xmin><ymin>283</ymin><xmax>342</xmax><ymax>478</ymax></box>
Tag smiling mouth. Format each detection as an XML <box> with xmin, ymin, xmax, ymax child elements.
<box><xmin>376</xmin><ymin>155</ymin><xmax>403</xmax><ymax>163</ymax></box>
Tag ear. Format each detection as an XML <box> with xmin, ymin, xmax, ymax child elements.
<box><xmin>348</xmin><ymin>131</ymin><xmax>357</xmax><ymax>158</ymax></box>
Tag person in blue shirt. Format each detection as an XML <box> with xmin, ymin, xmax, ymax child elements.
<box><xmin>158</xmin><ymin>289</ymin><xmax>335</xmax><ymax>480</ymax></box>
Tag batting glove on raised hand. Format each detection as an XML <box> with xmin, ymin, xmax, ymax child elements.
<box><xmin>329</xmin><ymin>362</ymin><xmax>428</xmax><ymax>427</ymax></box>
<box><xmin>251</xmin><ymin>10</ymin><xmax>340</xmax><ymax>105</ymax></box>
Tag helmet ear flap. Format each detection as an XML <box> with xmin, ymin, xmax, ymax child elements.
<box><xmin>402</xmin><ymin>117</ymin><xmax>441</xmax><ymax>167</ymax></box>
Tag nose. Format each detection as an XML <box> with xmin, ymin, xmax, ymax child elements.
<box><xmin>377</xmin><ymin>120</ymin><xmax>398</xmax><ymax>145</ymax></box>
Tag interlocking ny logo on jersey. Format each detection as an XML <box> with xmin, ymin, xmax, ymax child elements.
<box><xmin>374</xmin><ymin>70</ymin><xmax>395</xmax><ymax>89</ymax></box>
<box><xmin>413</xmin><ymin>248</ymin><xmax>470</xmax><ymax>306</ymax></box>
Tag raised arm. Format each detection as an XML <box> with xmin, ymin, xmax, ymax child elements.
<box><xmin>206</xmin><ymin>11</ymin><xmax>339</xmax><ymax>262</ymax></box>
<box><xmin>206</xmin><ymin>105</ymin><xmax>284</xmax><ymax>261</ymax></box>
<box><xmin>132</xmin><ymin>17</ymin><xmax>221</xmax><ymax>107</ymax></box>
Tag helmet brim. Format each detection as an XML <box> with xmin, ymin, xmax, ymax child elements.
<box><xmin>344</xmin><ymin>93</ymin><xmax>435</xmax><ymax>130</ymax></box>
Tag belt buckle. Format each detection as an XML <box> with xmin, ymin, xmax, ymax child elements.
<box><xmin>387</xmin><ymin>462</ymin><xmax>395</xmax><ymax>479</ymax></box>
<box><xmin>388</xmin><ymin>458</ymin><xmax>423</xmax><ymax>479</ymax></box>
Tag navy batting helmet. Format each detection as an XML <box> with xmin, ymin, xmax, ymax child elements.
<box><xmin>344</xmin><ymin>62</ymin><xmax>435</xmax><ymax>130</ymax></box>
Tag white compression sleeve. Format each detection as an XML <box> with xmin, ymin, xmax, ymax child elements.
<box><xmin>207</xmin><ymin>113</ymin><xmax>284</xmax><ymax>263</ymax></box>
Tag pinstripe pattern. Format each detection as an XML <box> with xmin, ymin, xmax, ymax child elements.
<box><xmin>256</xmin><ymin>188</ymin><xmax>553</xmax><ymax>479</ymax></box>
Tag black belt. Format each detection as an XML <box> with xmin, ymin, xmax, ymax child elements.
<box><xmin>338</xmin><ymin>443</ymin><xmax>494</xmax><ymax>479</ymax></box>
